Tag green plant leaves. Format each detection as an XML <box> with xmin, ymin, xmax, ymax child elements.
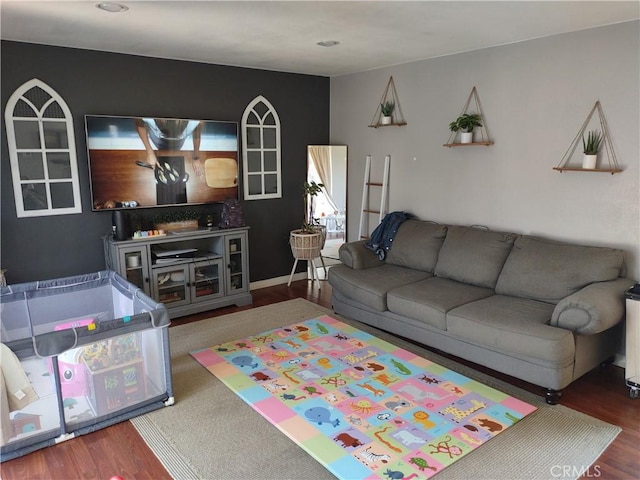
<box><xmin>582</xmin><ymin>130</ymin><xmax>603</xmax><ymax>154</ymax></box>
<box><xmin>449</xmin><ymin>113</ymin><xmax>482</xmax><ymax>132</ymax></box>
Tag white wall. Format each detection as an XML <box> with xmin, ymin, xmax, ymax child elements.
<box><xmin>330</xmin><ymin>21</ymin><xmax>639</xmax><ymax>280</ymax></box>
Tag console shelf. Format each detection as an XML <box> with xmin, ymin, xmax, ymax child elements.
<box><xmin>104</xmin><ymin>227</ymin><xmax>252</xmax><ymax>318</ymax></box>
<box><xmin>443</xmin><ymin>141</ymin><xmax>494</xmax><ymax>147</ymax></box>
<box><xmin>553</xmin><ymin>167</ymin><xmax>622</xmax><ymax>174</ymax></box>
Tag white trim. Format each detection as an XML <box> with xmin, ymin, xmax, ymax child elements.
<box><xmin>241</xmin><ymin>95</ymin><xmax>282</xmax><ymax>200</ymax></box>
<box><xmin>4</xmin><ymin>78</ymin><xmax>82</xmax><ymax>217</ymax></box>
<box><xmin>249</xmin><ymin>272</ymin><xmax>307</xmax><ymax>290</ymax></box>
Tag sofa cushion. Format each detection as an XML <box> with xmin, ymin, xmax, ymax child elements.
<box><xmin>387</xmin><ymin>277</ymin><xmax>494</xmax><ymax>330</ymax></box>
<box><xmin>446</xmin><ymin>295</ymin><xmax>574</xmax><ymax>365</ymax></box>
<box><xmin>385</xmin><ymin>220</ymin><xmax>448</xmax><ymax>273</ymax></box>
<box><xmin>495</xmin><ymin>236</ymin><xmax>625</xmax><ymax>303</ymax></box>
<box><xmin>434</xmin><ymin>226</ymin><xmax>517</xmax><ymax>288</ymax></box>
<box><xmin>327</xmin><ymin>264</ymin><xmax>431</xmax><ymax>312</ymax></box>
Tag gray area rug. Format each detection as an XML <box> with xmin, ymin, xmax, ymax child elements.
<box><xmin>131</xmin><ymin>298</ymin><xmax>620</xmax><ymax>480</ymax></box>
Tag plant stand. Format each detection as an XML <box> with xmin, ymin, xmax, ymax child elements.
<box><xmin>288</xmin><ymin>229</ymin><xmax>325</xmax><ymax>289</ymax></box>
<box><xmin>287</xmin><ymin>257</ymin><xmax>323</xmax><ymax>289</ymax></box>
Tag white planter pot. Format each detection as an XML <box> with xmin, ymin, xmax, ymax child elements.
<box><xmin>381</xmin><ymin>116</ymin><xmax>392</xmax><ymax>125</ymax></box>
<box><xmin>582</xmin><ymin>154</ymin><xmax>598</xmax><ymax>169</ymax></box>
<box><xmin>460</xmin><ymin>131</ymin><xmax>473</xmax><ymax>144</ymax></box>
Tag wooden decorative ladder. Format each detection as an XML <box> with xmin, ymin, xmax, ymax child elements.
<box><xmin>358</xmin><ymin>154</ymin><xmax>390</xmax><ymax>239</ymax></box>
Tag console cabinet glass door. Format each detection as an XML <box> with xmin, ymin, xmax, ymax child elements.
<box><xmin>152</xmin><ymin>264</ymin><xmax>190</xmax><ymax>307</ymax></box>
<box><xmin>190</xmin><ymin>259</ymin><xmax>224</xmax><ymax>303</ymax></box>
<box><xmin>117</xmin><ymin>245</ymin><xmax>150</xmax><ymax>295</ymax></box>
<box><xmin>226</xmin><ymin>234</ymin><xmax>248</xmax><ymax>293</ymax></box>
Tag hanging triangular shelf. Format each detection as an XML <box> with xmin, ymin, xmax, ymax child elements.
<box><xmin>368</xmin><ymin>76</ymin><xmax>407</xmax><ymax>128</ymax></box>
<box><xmin>443</xmin><ymin>86</ymin><xmax>493</xmax><ymax>147</ymax></box>
<box><xmin>554</xmin><ymin>101</ymin><xmax>622</xmax><ymax>174</ymax></box>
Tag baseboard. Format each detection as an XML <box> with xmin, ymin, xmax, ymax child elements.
<box><xmin>250</xmin><ymin>262</ymin><xmax>334</xmax><ymax>290</ymax></box>
<box><xmin>250</xmin><ymin>273</ymin><xmax>307</xmax><ymax>290</ymax></box>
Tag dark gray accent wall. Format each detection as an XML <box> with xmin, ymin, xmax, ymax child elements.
<box><xmin>1</xmin><ymin>41</ymin><xmax>329</xmax><ymax>284</ymax></box>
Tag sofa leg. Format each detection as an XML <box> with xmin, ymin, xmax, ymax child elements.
<box><xmin>545</xmin><ymin>389</ymin><xmax>562</xmax><ymax>405</ymax></box>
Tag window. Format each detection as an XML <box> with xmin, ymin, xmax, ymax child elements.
<box><xmin>4</xmin><ymin>78</ymin><xmax>82</xmax><ymax>217</ymax></box>
<box><xmin>241</xmin><ymin>95</ymin><xmax>281</xmax><ymax>200</ymax></box>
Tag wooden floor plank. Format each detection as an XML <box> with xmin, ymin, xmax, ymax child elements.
<box><xmin>1</xmin><ymin>279</ymin><xmax>637</xmax><ymax>480</ymax></box>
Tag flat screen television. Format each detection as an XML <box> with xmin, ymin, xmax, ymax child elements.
<box><xmin>85</xmin><ymin>115</ymin><xmax>239</xmax><ymax>211</ymax></box>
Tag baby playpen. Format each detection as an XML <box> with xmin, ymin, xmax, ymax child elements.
<box><xmin>0</xmin><ymin>270</ymin><xmax>173</xmax><ymax>461</ymax></box>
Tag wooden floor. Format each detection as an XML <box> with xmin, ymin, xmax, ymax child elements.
<box><xmin>2</xmin><ymin>279</ymin><xmax>638</xmax><ymax>480</ymax></box>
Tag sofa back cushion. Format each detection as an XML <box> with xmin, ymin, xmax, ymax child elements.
<box><xmin>495</xmin><ymin>236</ymin><xmax>625</xmax><ymax>303</ymax></box>
<box><xmin>434</xmin><ymin>226</ymin><xmax>517</xmax><ymax>288</ymax></box>
<box><xmin>385</xmin><ymin>220</ymin><xmax>448</xmax><ymax>273</ymax></box>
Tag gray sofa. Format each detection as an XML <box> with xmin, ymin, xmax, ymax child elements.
<box><xmin>328</xmin><ymin>220</ymin><xmax>632</xmax><ymax>403</ymax></box>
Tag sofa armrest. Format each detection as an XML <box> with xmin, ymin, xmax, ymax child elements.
<box><xmin>551</xmin><ymin>278</ymin><xmax>634</xmax><ymax>335</ymax></box>
<box><xmin>339</xmin><ymin>240</ymin><xmax>385</xmax><ymax>270</ymax></box>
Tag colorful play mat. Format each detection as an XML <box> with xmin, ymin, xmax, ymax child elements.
<box><xmin>191</xmin><ymin>315</ymin><xmax>536</xmax><ymax>479</ymax></box>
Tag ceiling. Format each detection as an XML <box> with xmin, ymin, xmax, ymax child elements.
<box><xmin>2</xmin><ymin>1</ymin><xmax>638</xmax><ymax>77</ymax></box>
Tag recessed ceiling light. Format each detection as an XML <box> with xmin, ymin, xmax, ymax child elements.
<box><xmin>317</xmin><ymin>40</ymin><xmax>340</xmax><ymax>47</ymax></box>
<box><xmin>96</xmin><ymin>2</ymin><xmax>129</xmax><ymax>13</ymax></box>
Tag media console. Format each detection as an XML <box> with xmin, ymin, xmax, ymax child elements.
<box><xmin>104</xmin><ymin>227</ymin><xmax>252</xmax><ymax>318</ymax></box>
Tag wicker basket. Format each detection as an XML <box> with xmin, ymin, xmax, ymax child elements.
<box><xmin>290</xmin><ymin>229</ymin><xmax>324</xmax><ymax>259</ymax></box>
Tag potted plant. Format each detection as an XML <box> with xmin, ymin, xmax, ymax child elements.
<box><xmin>449</xmin><ymin>113</ymin><xmax>483</xmax><ymax>143</ymax></box>
<box><xmin>380</xmin><ymin>101</ymin><xmax>394</xmax><ymax>125</ymax></box>
<box><xmin>290</xmin><ymin>181</ymin><xmax>326</xmax><ymax>260</ymax></box>
<box><xmin>582</xmin><ymin>130</ymin><xmax>603</xmax><ymax>169</ymax></box>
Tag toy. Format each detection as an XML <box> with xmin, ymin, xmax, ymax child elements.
<box><xmin>45</xmin><ymin>319</ymin><xmax>95</xmax><ymax>399</ymax></box>
<box><xmin>55</xmin><ymin>348</ymin><xmax>89</xmax><ymax>398</ymax></box>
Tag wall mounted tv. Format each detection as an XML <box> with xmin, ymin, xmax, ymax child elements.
<box><xmin>85</xmin><ymin>115</ymin><xmax>239</xmax><ymax>211</ymax></box>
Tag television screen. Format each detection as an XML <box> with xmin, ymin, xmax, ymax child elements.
<box><xmin>85</xmin><ymin>115</ymin><xmax>239</xmax><ymax>210</ymax></box>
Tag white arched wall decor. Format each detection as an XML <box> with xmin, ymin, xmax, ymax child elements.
<box><xmin>4</xmin><ymin>78</ymin><xmax>82</xmax><ymax>217</ymax></box>
<box><xmin>241</xmin><ymin>95</ymin><xmax>281</xmax><ymax>200</ymax></box>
